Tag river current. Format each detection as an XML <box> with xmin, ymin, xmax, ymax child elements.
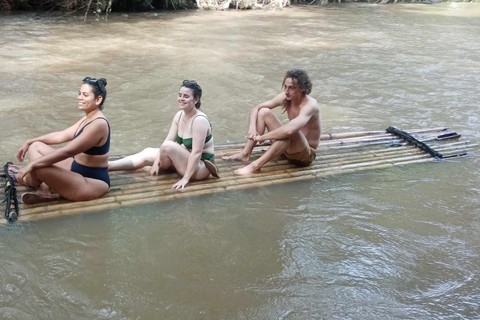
<box><xmin>0</xmin><ymin>3</ymin><xmax>479</xmax><ymax>319</ymax></box>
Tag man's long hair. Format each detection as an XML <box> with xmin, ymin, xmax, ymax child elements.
<box><xmin>282</xmin><ymin>69</ymin><xmax>312</xmax><ymax>111</ymax></box>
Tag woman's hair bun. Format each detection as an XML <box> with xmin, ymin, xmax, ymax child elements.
<box><xmin>98</xmin><ymin>78</ymin><xmax>107</xmax><ymax>87</ymax></box>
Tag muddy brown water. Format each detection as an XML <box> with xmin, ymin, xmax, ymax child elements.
<box><xmin>0</xmin><ymin>4</ymin><xmax>479</xmax><ymax>319</ymax></box>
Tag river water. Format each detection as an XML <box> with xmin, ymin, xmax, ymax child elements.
<box><xmin>1</xmin><ymin>3</ymin><xmax>479</xmax><ymax>319</ymax></box>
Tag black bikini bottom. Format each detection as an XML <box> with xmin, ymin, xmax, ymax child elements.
<box><xmin>71</xmin><ymin>160</ymin><xmax>110</xmax><ymax>187</ymax></box>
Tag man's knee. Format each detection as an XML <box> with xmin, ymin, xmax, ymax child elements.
<box><xmin>258</xmin><ymin>108</ymin><xmax>274</xmax><ymax>119</ymax></box>
<box><xmin>272</xmin><ymin>137</ymin><xmax>291</xmax><ymax>147</ymax></box>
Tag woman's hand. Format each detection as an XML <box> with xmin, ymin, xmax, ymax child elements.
<box><xmin>17</xmin><ymin>163</ymin><xmax>33</xmax><ymax>182</ymax></box>
<box><xmin>149</xmin><ymin>158</ymin><xmax>160</xmax><ymax>176</ymax></box>
<box><xmin>149</xmin><ymin>164</ymin><xmax>159</xmax><ymax>176</ymax></box>
<box><xmin>173</xmin><ymin>178</ymin><xmax>189</xmax><ymax>190</ymax></box>
<box><xmin>17</xmin><ymin>142</ymin><xmax>30</xmax><ymax>162</ymax></box>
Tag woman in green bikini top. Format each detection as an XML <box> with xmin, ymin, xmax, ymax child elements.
<box><xmin>175</xmin><ymin>111</ymin><xmax>214</xmax><ymax>161</ymax></box>
<box><xmin>108</xmin><ymin>80</ymin><xmax>218</xmax><ymax>190</ymax></box>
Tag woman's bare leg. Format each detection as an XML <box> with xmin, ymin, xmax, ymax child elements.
<box><xmin>29</xmin><ymin>166</ymin><xmax>109</xmax><ymax>201</ymax></box>
<box><xmin>10</xmin><ymin>141</ymin><xmax>107</xmax><ymax>201</ymax></box>
<box><xmin>108</xmin><ymin>147</ymin><xmax>159</xmax><ymax>171</ymax></box>
<box><xmin>14</xmin><ymin>142</ymin><xmax>73</xmax><ymax>190</ymax></box>
<box><xmin>158</xmin><ymin>141</ymin><xmax>209</xmax><ymax>180</ymax></box>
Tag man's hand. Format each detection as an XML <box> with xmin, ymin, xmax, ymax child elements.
<box><xmin>247</xmin><ymin>128</ymin><xmax>258</xmax><ymax>140</ymax></box>
<box><xmin>253</xmin><ymin>134</ymin><xmax>265</xmax><ymax>144</ymax></box>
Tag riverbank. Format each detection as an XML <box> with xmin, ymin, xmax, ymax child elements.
<box><xmin>1</xmin><ymin>1</ymin><xmax>479</xmax><ymax>25</ymax></box>
<box><xmin>1</xmin><ymin>0</ymin><xmax>478</xmax><ymax>14</ymax></box>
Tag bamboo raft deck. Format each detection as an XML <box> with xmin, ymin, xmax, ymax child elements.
<box><xmin>1</xmin><ymin>127</ymin><xmax>475</xmax><ymax>224</ymax></box>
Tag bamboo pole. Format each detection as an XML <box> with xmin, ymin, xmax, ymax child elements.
<box><xmin>28</xmin><ymin>144</ymin><xmax>425</xmax><ymax>208</ymax></box>
<box><xmin>12</xmin><ymin>145</ymin><xmax>472</xmax><ymax>222</ymax></box>
<box><xmin>6</xmin><ymin>153</ymin><xmax>454</xmax><ymax>224</ymax></box>
<box><xmin>16</xmin><ymin>143</ymin><xmax>473</xmax><ymax>216</ymax></box>
<box><xmin>219</xmin><ymin>131</ymin><xmax>459</xmax><ymax>159</ymax></box>
<box><xmin>215</xmin><ymin>127</ymin><xmax>448</xmax><ymax>149</ymax></box>
<box><xmin>2</xmin><ymin>128</ymin><xmax>472</xmax><ymax>224</ymax></box>
<box><xmin>18</xmin><ymin>141</ymin><xmax>473</xmax><ymax>206</ymax></box>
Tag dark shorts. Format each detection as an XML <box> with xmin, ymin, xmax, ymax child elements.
<box><xmin>71</xmin><ymin>160</ymin><xmax>110</xmax><ymax>187</ymax></box>
<box><xmin>284</xmin><ymin>146</ymin><xmax>317</xmax><ymax>167</ymax></box>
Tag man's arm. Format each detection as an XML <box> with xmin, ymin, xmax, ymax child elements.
<box><xmin>256</xmin><ymin>101</ymin><xmax>317</xmax><ymax>141</ymax></box>
<box><xmin>247</xmin><ymin>93</ymin><xmax>285</xmax><ymax>139</ymax></box>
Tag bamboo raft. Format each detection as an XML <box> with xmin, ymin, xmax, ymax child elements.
<box><xmin>1</xmin><ymin>127</ymin><xmax>475</xmax><ymax>224</ymax></box>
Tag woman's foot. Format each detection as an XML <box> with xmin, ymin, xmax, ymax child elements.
<box><xmin>21</xmin><ymin>192</ymin><xmax>58</xmax><ymax>205</ymax></box>
<box><xmin>7</xmin><ymin>164</ymin><xmax>24</xmax><ymax>185</ymax></box>
<box><xmin>204</xmin><ymin>160</ymin><xmax>219</xmax><ymax>178</ymax></box>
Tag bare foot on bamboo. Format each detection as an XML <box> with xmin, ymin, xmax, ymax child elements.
<box><xmin>21</xmin><ymin>183</ymin><xmax>57</xmax><ymax>205</ymax></box>
<box><xmin>222</xmin><ymin>152</ymin><xmax>250</xmax><ymax>162</ymax></box>
<box><xmin>234</xmin><ymin>164</ymin><xmax>259</xmax><ymax>175</ymax></box>
<box><xmin>21</xmin><ymin>192</ymin><xmax>58</xmax><ymax>205</ymax></box>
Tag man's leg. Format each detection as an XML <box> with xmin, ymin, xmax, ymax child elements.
<box><xmin>234</xmin><ymin>130</ymin><xmax>310</xmax><ymax>175</ymax></box>
<box><xmin>223</xmin><ymin>109</ymin><xmax>282</xmax><ymax>162</ymax></box>
<box><xmin>234</xmin><ymin>139</ymin><xmax>289</xmax><ymax>175</ymax></box>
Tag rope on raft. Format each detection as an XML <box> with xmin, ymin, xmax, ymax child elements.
<box><xmin>386</xmin><ymin>126</ymin><xmax>446</xmax><ymax>159</ymax></box>
<box><xmin>2</xmin><ymin>162</ymin><xmax>19</xmax><ymax>222</ymax></box>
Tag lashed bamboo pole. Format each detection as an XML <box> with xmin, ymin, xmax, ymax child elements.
<box><xmin>9</xmin><ymin>144</ymin><xmax>472</xmax><ymax>223</ymax></box>
<box><xmin>16</xmin><ymin>142</ymin><xmax>472</xmax><ymax>213</ymax></box>
<box><xmin>215</xmin><ymin>127</ymin><xmax>448</xmax><ymax>150</ymax></box>
<box><xmin>1</xmin><ymin>128</ymin><xmax>472</xmax><ymax>224</ymax></box>
<box><xmin>22</xmin><ymin>143</ymin><xmax>467</xmax><ymax>213</ymax></box>
<box><xmin>17</xmin><ymin>141</ymin><xmax>472</xmax><ymax>206</ymax></box>
<box><xmin>6</xmin><ymin>153</ymin><xmax>462</xmax><ymax>224</ymax></box>
<box><xmin>217</xmin><ymin>142</ymin><xmax>471</xmax><ymax>173</ymax></box>
<box><xmin>220</xmin><ymin>131</ymin><xmax>457</xmax><ymax>159</ymax></box>
<box><xmin>104</xmin><ymin>139</ymin><xmax>464</xmax><ymax>185</ymax></box>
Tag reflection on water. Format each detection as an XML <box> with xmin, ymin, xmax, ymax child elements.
<box><xmin>1</xmin><ymin>4</ymin><xmax>480</xmax><ymax>319</ymax></box>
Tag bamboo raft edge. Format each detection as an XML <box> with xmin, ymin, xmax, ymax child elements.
<box><xmin>1</xmin><ymin>127</ymin><xmax>474</xmax><ymax>224</ymax></box>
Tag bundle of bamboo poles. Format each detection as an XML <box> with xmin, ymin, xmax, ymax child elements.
<box><xmin>1</xmin><ymin>127</ymin><xmax>474</xmax><ymax>224</ymax></box>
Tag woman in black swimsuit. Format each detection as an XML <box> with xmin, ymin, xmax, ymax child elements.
<box><xmin>11</xmin><ymin>77</ymin><xmax>111</xmax><ymax>204</ymax></box>
<box><xmin>108</xmin><ymin>80</ymin><xmax>217</xmax><ymax>190</ymax></box>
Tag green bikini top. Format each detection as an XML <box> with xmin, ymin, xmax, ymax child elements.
<box><xmin>176</xmin><ymin>133</ymin><xmax>213</xmax><ymax>150</ymax></box>
<box><xmin>176</xmin><ymin>113</ymin><xmax>213</xmax><ymax>150</ymax></box>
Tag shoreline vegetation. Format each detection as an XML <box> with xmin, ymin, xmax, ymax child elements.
<box><xmin>0</xmin><ymin>0</ymin><xmax>476</xmax><ymax>11</ymax></box>
<box><xmin>0</xmin><ymin>0</ymin><xmax>476</xmax><ymax>16</ymax></box>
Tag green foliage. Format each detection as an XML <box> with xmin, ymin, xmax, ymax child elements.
<box><xmin>0</xmin><ymin>0</ymin><xmax>198</xmax><ymax>11</ymax></box>
<box><xmin>2</xmin><ymin>0</ymin><xmax>469</xmax><ymax>12</ymax></box>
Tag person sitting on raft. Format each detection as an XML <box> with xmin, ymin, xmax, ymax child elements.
<box><xmin>108</xmin><ymin>80</ymin><xmax>218</xmax><ymax>190</ymax></box>
<box><xmin>9</xmin><ymin>77</ymin><xmax>111</xmax><ymax>204</ymax></box>
<box><xmin>223</xmin><ymin>69</ymin><xmax>321</xmax><ymax>175</ymax></box>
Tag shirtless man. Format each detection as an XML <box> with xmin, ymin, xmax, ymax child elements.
<box><xmin>224</xmin><ymin>69</ymin><xmax>321</xmax><ymax>175</ymax></box>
